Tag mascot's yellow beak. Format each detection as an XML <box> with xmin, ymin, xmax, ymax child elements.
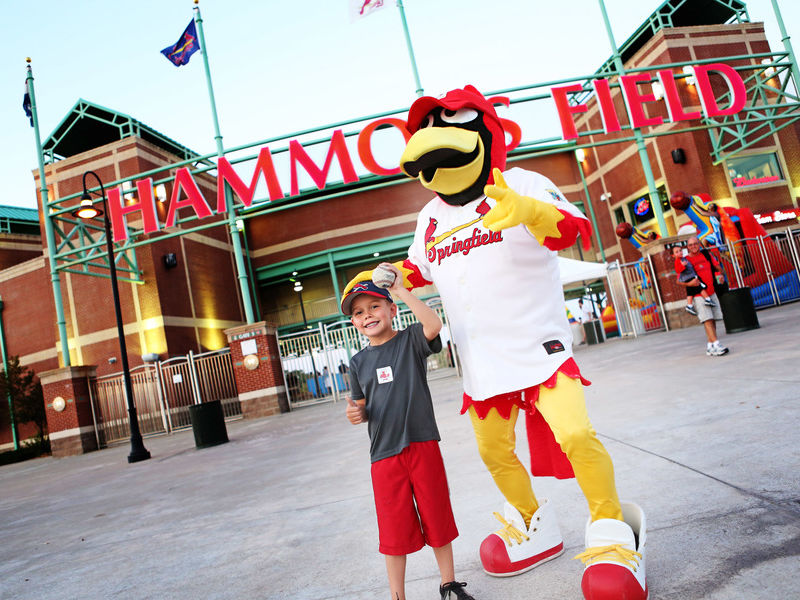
<box><xmin>400</xmin><ymin>127</ymin><xmax>485</xmax><ymax>196</ymax></box>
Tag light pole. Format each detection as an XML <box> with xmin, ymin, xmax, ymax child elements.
<box><xmin>73</xmin><ymin>171</ymin><xmax>151</xmax><ymax>463</ymax></box>
<box><xmin>291</xmin><ymin>276</ymin><xmax>320</xmax><ymax>396</ymax></box>
<box><xmin>292</xmin><ymin>279</ymin><xmax>309</xmax><ymax>329</ymax></box>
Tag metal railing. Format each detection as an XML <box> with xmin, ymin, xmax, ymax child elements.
<box><xmin>717</xmin><ymin>226</ymin><xmax>800</xmax><ymax>308</ymax></box>
<box><xmin>91</xmin><ymin>348</ymin><xmax>239</xmax><ymax>445</ymax></box>
<box><xmin>277</xmin><ymin>301</ymin><xmax>456</xmax><ymax>408</ymax></box>
<box><xmin>606</xmin><ymin>257</ymin><xmax>667</xmax><ymax>337</ymax></box>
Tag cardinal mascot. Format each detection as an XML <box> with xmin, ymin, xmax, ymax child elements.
<box><xmin>344</xmin><ymin>86</ymin><xmax>647</xmax><ymax>600</ymax></box>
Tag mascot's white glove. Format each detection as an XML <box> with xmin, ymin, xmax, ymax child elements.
<box><xmin>482</xmin><ymin>168</ymin><xmax>565</xmax><ymax>245</ymax></box>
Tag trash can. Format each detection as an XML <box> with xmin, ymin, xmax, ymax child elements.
<box><xmin>719</xmin><ymin>287</ymin><xmax>760</xmax><ymax>334</ymax></box>
<box><xmin>188</xmin><ymin>400</ymin><xmax>229</xmax><ymax>449</ymax></box>
<box><xmin>583</xmin><ymin>320</ymin><xmax>605</xmax><ymax>345</ymax></box>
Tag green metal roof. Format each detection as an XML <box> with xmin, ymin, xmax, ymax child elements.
<box><xmin>597</xmin><ymin>0</ymin><xmax>749</xmax><ymax>76</ymax></box>
<box><xmin>0</xmin><ymin>205</ymin><xmax>39</xmax><ymax>222</ymax></box>
<box><xmin>42</xmin><ymin>99</ymin><xmax>202</xmax><ymax>163</ymax></box>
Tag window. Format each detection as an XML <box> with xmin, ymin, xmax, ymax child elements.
<box><xmin>613</xmin><ymin>207</ymin><xmax>626</xmax><ymax>227</ymax></box>
<box><xmin>727</xmin><ymin>152</ymin><xmax>783</xmax><ymax>188</ymax></box>
<box><xmin>626</xmin><ymin>188</ymin><xmax>670</xmax><ymax>226</ymax></box>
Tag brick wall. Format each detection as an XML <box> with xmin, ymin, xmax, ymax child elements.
<box><xmin>225</xmin><ymin>323</ymin><xmax>289</xmax><ymax>418</ymax></box>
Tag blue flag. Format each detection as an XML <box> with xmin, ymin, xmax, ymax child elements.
<box><xmin>22</xmin><ymin>83</ymin><xmax>33</xmax><ymax>127</ymax></box>
<box><xmin>161</xmin><ymin>19</ymin><xmax>200</xmax><ymax>67</ymax></box>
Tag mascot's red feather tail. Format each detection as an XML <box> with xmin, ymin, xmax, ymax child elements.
<box><xmin>540</xmin><ymin>209</ymin><xmax>594</xmax><ymax>252</ymax></box>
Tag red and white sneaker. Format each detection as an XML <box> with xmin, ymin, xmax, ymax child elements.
<box><xmin>480</xmin><ymin>499</ymin><xmax>564</xmax><ymax>577</ymax></box>
<box><xmin>576</xmin><ymin>502</ymin><xmax>647</xmax><ymax>600</ymax></box>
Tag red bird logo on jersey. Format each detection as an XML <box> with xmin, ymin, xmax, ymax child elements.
<box><xmin>424</xmin><ymin>217</ymin><xmax>438</xmax><ymax>244</ymax></box>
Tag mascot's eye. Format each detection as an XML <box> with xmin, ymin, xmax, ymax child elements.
<box><xmin>420</xmin><ymin>114</ymin><xmax>435</xmax><ymax>129</ymax></box>
<box><xmin>440</xmin><ymin>108</ymin><xmax>479</xmax><ymax>124</ymax></box>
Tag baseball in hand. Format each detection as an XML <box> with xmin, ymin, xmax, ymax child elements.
<box><xmin>372</xmin><ymin>264</ymin><xmax>397</xmax><ymax>288</ymax></box>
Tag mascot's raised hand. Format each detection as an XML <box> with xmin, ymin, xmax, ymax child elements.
<box><xmin>482</xmin><ymin>168</ymin><xmax>565</xmax><ymax>246</ymax></box>
<box><xmin>341</xmin><ymin>260</ymin><xmax>421</xmax><ymax>300</ymax></box>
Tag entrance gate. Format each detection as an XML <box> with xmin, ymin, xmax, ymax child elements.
<box><xmin>606</xmin><ymin>257</ymin><xmax>667</xmax><ymax>337</ymax></box>
<box><xmin>278</xmin><ymin>302</ymin><xmax>455</xmax><ymax>408</ymax></box>
<box><xmin>90</xmin><ymin>349</ymin><xmax>240</xmax><ymax>446</ymax></box>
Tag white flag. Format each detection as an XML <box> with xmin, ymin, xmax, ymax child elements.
<box><xmin>349</xmin><ymin>0</ymin><xmax>387</xmax><ymax>22</ymax></box>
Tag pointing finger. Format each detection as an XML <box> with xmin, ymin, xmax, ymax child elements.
<box><xmin>492</xmin><ymin>168</ymin><xmax>507</xmax><ymax>189</ymax></box>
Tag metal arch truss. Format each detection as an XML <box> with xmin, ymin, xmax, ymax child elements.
<box><xmin>703</xmin><ymin>54</ymin><xmax>800</xmax><ymax>163</ymax></box>
<box><xmin>47</xmin><ymin>51</ymin><xmax>800</xmax><ymax>279</ymax></box>
<box><xmin>55</xmin><ymin>215</ymin><xmax>142</xmax><ymax>284</ymax></box>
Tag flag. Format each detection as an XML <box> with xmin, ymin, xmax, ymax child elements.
<box><xmin>161</xmin><ymin>19</ymin><xmax>200</xmax><ymax>67</ymax></box>
<box><xmin>349</xmin><ymin>0</ymin><xmax>386</xmax><ymax>22</ymax></box>
<box><xmin>22</xmin><ymin>83</ymin><xmax>33</xmax><ymax>127</ymax></box>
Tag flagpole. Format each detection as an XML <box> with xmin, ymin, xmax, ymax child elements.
<box><xmin>25</xmin><ymin>58</ymin><xmax>72</xmax><ymax>367</ymax></box>
<box><xmin>192</xmin><ymin>0</ymin><xmax>256</xmax><ymax>324</ymax></box>
<box><xmin>396</xmin><ymin>1</ymin><xmax>424</xmax><ymax>97</ymax></box>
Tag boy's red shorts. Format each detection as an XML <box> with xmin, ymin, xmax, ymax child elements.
<box><xmin>370</xmin><ymin>440</ymin><xmax>458</xmax><ymax>556</ymax></box>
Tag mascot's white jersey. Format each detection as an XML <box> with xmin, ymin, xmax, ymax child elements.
<box><xmin>407</xmin><ymin>167</ymin><xmax>589</xmax><ymax>401</ymax></box>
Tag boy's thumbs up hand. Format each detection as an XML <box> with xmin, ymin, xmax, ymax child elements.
<box><xmin>346</xmin><ymin>397</ymin><xmax>366</xmax><ymax>425</ymax></box>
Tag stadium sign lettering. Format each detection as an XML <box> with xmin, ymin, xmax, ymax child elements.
<box><xmin>550</xmin><ymin>62</ymin><xmax>747</xmax><ymax>140</ymax></box>
<box><xmin>107</xmin><ymin>62</ymin><xmax>743</xmax><ymax>242</ymax></box>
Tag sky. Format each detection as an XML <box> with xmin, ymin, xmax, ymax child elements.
<box><xmin>2</xmin><ymin>0</ymin><xmax>800</xmax><ymax>210</ymax></box>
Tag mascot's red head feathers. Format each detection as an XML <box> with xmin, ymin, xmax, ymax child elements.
<box><xmin>401</xmin><ymin>85</ymin><xmax>508</xmax><ymax>206</ymax></box>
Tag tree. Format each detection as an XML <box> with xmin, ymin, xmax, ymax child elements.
<box><xmin>0</xmin><ymin>356</ymin><xmax>47</xmax><ymax>450</ymax></box>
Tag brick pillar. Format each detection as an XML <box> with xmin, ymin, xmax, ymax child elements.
<box><xmin>224</xmin><ymin>321</ymin><xmax>289</xmax><ymax>418</ymax></box>
<box><xmin>40</xmin><ymin>366</ymin><xmax>99</xmax><ymax>457</ymax></box>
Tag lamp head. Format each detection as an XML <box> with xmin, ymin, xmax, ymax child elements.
<box><xmin>73</xmin><ymin>191</ymin><xmax>102</xmax><ymax>220</ymax></box>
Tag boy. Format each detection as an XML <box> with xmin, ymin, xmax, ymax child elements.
<box><xmin>343</xmin><ymin>263</ymin><xmax>475</xmax><ymax>600</ymax></box>
<box><xmin>672</xmin><ymin>245</ymin><xmax>715</xmax><ymax>315</ymax></box>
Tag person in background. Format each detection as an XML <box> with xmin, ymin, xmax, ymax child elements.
<box><xmin>675</xmin><ymin>237</ymin><xmax>730</xmax><ymax>356</ymax></box>
<box><xmin>577</xmin><ymin>298</ymin><xmax>595</xmax><ymax>345</ymax></box>
<box><xmin>672</xmin><ymin>245</ymin><xmax>715</xmax><ymax>315</ymax></box>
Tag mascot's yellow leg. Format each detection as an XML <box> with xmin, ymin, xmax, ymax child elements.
<box><xmin>468</xmin><ymin>405</ymin><xmax>538</xmax><ymax>527</ymax></box>
<box><xmin>535</xmin><ymin>373</ymin><xmax>623</xmax><ymax>522</ymax></box>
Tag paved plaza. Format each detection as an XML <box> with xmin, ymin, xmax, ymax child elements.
<box><xmin>1</xmin><ymin>302</ymin><xmax>799</xmax><ymax>600</ymax></box>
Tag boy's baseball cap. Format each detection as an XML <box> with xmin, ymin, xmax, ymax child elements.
<box><xmin>341</xmin><ymin>280</ymin><xmax>393</xmax><ymax>315</ymax></box>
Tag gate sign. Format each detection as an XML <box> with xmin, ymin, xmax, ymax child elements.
<box><xmin>107</xmin><ymin>62</ymin><xmax>750</xmax><ymax>243</ymax></box>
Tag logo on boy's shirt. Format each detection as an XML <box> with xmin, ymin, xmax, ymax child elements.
<box><xmin>377</xmin><ymin>366</ymin><xmax>393</xmax><ymax>384</ymax></box>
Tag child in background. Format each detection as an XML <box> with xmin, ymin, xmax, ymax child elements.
<box><xmin>672</xmin><ymin>245</ymin><xmax>715</xmax><ymax>315</ymax></box>
<box><xmin>343</xmin><ymin>263</ymin><xmax>476</xmax><ymax>600</ymax></box>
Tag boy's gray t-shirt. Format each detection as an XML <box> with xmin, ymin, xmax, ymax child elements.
<box><xmin>349</xmin><ymin>323</ymin><xmax>443</xmax><ymax>463</ymax></box>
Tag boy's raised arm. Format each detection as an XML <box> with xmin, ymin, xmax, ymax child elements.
<box><xmin>381</xmin><ymin>262</ymin><xmax>442</xmax><ymax>341</ymax></box>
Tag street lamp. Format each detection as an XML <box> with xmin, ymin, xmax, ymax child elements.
<box><xmin>73</xmin><ymin>171</ymin><xmax>151</xmax><ymax>463</ymax></box>
<box><xmin>290</xmin><ymin>277</ymin><xmax>320</xmax><ymax>395</ymax></box>
<box><xmin>291</xmin><ymin>277</ymin><xmax>312</xmax><ymax>330</ymax></box>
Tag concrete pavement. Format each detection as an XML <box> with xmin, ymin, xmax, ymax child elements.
<box><xmin>1</xmin><ymin>302</ymin><xmax>799</xmax><ymax>600</ymax></box>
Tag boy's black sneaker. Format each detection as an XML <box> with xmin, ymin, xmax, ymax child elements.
<box><xmin>440</xmin><ymin>580</ymin><xmax>475</xmax><ymax>600</ymax></box>
<box><xmin>703</xmin><ymin>297</ymin><xmax>715</xmax><ymax>306</ymax></box>
<box><xmin>685</xmin><ymin>305</ymin><xmax>697</xmax><ymax>315</ymax></box>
